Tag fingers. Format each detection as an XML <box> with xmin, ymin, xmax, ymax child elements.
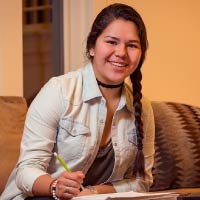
<box><xmin>59</xmin><ymin>176</ymin><xmax>80</xmax><ymax>190</ymax></box>
<box><xmin>62</xmin><ymin>171</ymin><xmax>85</xmax><ymax>183</ymax></box>
<box><xmin>55</xmin><ymin>171</ymin><xmax>85</xmax><ymax>199</ymax></box>
<box><xmin>61</xmin><ymin>171</ymin><xmax>84</xmax><ymax>189</ymax></box>
<box><xmin>56</xmin><ymin>182</ymin><xmax>80</xmax><ymax>199</ymax></box>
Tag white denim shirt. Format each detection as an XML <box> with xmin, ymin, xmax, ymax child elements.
<box><xmin>1</xmin><ymin>63</ymin><xmax>155</xmax><ymax>200</ymax></box>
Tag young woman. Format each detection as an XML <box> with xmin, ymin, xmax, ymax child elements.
<box><xmin>1</xmin><ymin>3</ymin><xmax>155</xmax><ymax>200</ymax></box>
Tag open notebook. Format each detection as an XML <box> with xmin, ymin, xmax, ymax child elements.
<box><xmin>72</xmin><ymin>191</ymin><xmax>179</xmax><ymax>200</ymax></box>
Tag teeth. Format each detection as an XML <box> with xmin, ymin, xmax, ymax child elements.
<box><xmin>110</xmin><ymin>62</ymin><xmax>126</xmax><ymax>67</ymax></box>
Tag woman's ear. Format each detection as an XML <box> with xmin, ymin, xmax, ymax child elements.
<box><xmin>89</xmin><ymin>49</ymin><xmax>94</xmax><ymax>57</ymax></box>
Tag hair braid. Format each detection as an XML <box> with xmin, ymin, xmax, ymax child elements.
<box><xmin>130</xmin><ymin>67</ymin><xmax>145</xmax><ymax>178</ymax></box>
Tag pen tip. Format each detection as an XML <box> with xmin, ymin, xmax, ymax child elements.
<box><xmin>53</xmin><ymin>152</ymin><xmax>58</xmax><ymax>157</ymax></box>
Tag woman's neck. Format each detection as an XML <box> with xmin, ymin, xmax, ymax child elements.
<box><xmin>96</xmin><ymin>78</ymin><xmax>123</xmax><ymax>99</ymax></box>
<box><xmin>99</xmin><ymin>84</ymin><xmax>122</xmax><ymax>101</ymax></box>
<box><xmin>96</xmin><ymin>79</ymin><xmax>124</xmax><ymax>89</ymax></box>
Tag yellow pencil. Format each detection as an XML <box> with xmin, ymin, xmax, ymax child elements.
<box><xmin>53</xmin><ymin>152</ymin><xmax>84</xmax><ymax>190</ymax></box>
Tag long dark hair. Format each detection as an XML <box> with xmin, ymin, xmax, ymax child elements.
<box><xmin>86</xmin><ymin>3</ymin><xmax>148</xmax><ymax>177</ymax></box>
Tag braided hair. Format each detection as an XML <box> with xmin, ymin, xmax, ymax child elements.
<box><xmin>86</xmin><ymin>3</ymin><xmax>148</xmax><ymax>177</ymax></box>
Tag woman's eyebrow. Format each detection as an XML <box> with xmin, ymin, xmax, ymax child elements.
<box><xmin>104</xmin><ymin>35</ymin><xmax>140</xmax><ymax>43</ymax></box>
<box><xmin>104</xmin><ymin>36</ymin><xmax>119</xmax><ymax>40</ymax></box>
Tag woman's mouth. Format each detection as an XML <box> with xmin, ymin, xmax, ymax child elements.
<box><xmin>109</xmin><ymin>61</ymin><xmax>128</xmax><ymax>67</ymax></box>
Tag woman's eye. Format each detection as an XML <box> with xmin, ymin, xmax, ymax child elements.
<box><xmin>106</xmin><ymin>40</ymin><xmax>117</xmax><ymax>45</ymax></box>
<box><xmin>128</xmin><ymin>43</ymin><xmax>138</xmax><ymax>48</ymax></box>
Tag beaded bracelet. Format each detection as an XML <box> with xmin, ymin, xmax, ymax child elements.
<box><xmin>51</xmin><ymin>179</ymin><xmax>60</xmax><ymax>200</ymax></box>
<box><xmin>86</xmin><ymin>185</ymin><xmax>98</xmax><ymax>194</ymax></box>
<box><xmin>49</xmin><ymin>179</ymin><xmax>57</xmax><ymax>195</ymax></box>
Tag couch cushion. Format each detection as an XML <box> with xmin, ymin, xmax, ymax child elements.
<box><xmin>150</xmin><ymin>101</ymin><xmax>200</xmax><ymax>191</ymax></box>
<box><xmin>0</xmin><ymin>96</ymin><xmax>27</xmax><ymax>194</ymax></box>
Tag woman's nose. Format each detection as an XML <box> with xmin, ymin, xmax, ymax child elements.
<box><xmin>115</xmin><ymin>44</ymin><xmax>127</xmax><ymax>57</ymax></box>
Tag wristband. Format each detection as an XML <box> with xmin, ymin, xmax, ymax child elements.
<box><xmin>51</xmin><ymin>179</ymin><xmax>60</xmax><ymax>200</ymax></box>
<box><xmin>86</xmin><ymin>185</ymin><xmax>98</xmax><ymax>194</ymax></box>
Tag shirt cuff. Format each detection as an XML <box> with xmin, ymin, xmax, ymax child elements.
<box><xmin>112</xmin><ymin>178</ymin><xmax>149</xmax><ymax>193</ymax></box>
<box><xmin>16</xmin><ymin>167</ymin><xmax>48</xmax><ymax>195</ymax></box>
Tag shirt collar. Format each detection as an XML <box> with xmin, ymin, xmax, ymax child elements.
<box><xmin>82</xmin><ymin>62</ymin><xmax>134</xmax><ymax>113</ymax></box>
<box><xmin>117</xmin><ymin>84</ymin><xmax>134</xmax><ymax>113</ymax></box>
<box><xmin>82</xmin><ymin>62</ymin><xmax>102</xmax><ymax>102</ymax></box>
<box><xmin>124</xmin><ymin>83</ymin><xmax>134</xmax><ymax>113</ymax></box>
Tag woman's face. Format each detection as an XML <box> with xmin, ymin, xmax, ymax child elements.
<box><xmin>90</xmin><ymin>19</ymin><xmax>142</xmax><ymax>85</ymax></box>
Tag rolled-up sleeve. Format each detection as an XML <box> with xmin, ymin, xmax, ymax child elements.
<box><xmin>15</xmin><ymin>77</ymin><xmax>65</xmax><ymax>195</ymax></box>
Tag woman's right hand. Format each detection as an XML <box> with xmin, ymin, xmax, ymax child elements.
<box><xmin>55</xmin><ymin>171</ymin><xmax>85</xmax><ymax>199</ymax></box>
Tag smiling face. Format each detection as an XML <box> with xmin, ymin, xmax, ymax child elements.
<box><xmin>90</xmin><ymin>19</ymin><xmax>142</xmax><ymax>85</ymax></box>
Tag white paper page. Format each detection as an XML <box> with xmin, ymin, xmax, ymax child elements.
<box><xmin>72</xmin><ymin>191</ymin><xmax>177</xmax><ymax>200</ymax></box>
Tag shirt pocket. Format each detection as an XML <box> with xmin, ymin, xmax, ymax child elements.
<box><xmin>127</xmin><ymin>127</ymin><xmax>137</xmax><ymax>147</ymax></box>
<box><xmin>57</xmin><ymin>118</ymin><xmax>90</xmax><ymax>160</ymax></box>
<box><xmin>119</xmin><ymin>127</ymin><xmax>138</xmax><ymax>172</ymax></box>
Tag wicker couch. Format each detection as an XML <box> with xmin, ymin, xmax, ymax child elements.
<box><xmin>0</xmin><ymin>96</ymin><xmax>200</xmax><ymax>196</ymax></box>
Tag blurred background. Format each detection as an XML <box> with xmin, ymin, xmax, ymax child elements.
<box><xmin>0</xmin><ymin>0</ymin><xmax>199</xmax><ymax>106</ymax></box>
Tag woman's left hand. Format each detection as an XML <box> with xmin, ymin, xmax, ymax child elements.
<box><xmin>78</xmin><ymin>188</ymin><xmax>94</xmax><ymax>196</ymax></box>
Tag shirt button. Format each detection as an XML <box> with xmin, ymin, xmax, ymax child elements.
<box><xmin>73</xmin><ymin>129</ymin><xmax>77</xmax><ymax>134</ymax></box>
<box><xmin>100</xmin><ymin>119</ymin><xmax>104</xmax><ymax>124</ymax></box>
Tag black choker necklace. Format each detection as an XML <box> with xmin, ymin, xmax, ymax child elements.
<box><xmin>96</xmin><ymin>79</ymin><xmax>124</xmax><ymax>89</ymax></box>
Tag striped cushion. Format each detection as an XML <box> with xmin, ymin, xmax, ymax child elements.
<box><xmin>150</xmin><ymin>101</ymin><xmax>200</xmax><ymax>191</ymax></box>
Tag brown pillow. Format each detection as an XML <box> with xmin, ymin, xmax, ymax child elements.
<box><xmin>150</xmin><ymin>101</ymin><xmax>200</xmax><ymax>191</ymax></box>
<box><xmin>0</xmin><ymin>96</ymin><xmax>27</xmax><ymax>194</ymax></box>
